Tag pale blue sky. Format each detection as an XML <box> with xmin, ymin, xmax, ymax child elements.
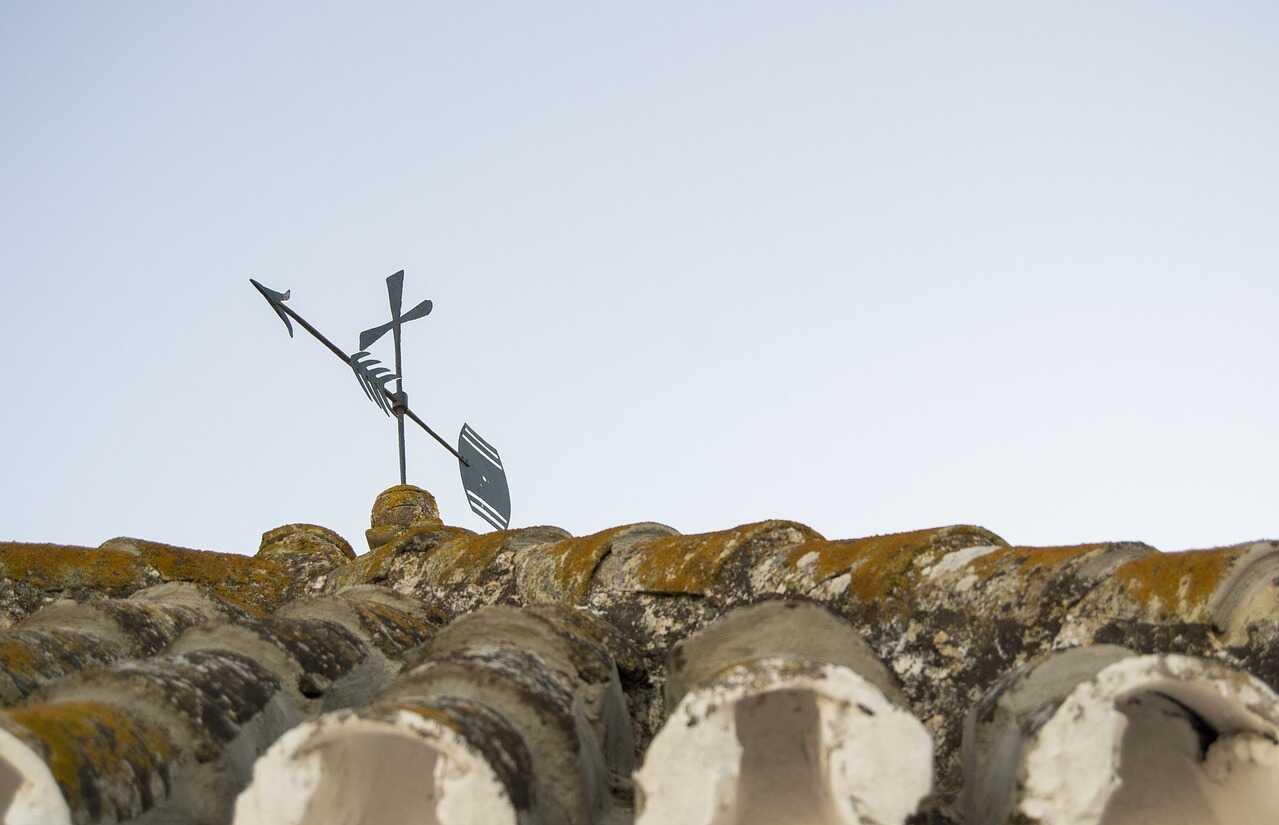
<box><xmin>1</xmin><ymin>2</ymin><xmax>1275</xmax><ymax>555</ymax></box>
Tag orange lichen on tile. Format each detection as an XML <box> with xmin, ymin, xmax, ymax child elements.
<box><xmin>633</xmin><ymin>521</ymin><xmax>821</xmax><ymax>595</ymax></box>
<box><xmin>353</xmin><ymin>599</ymin><xmax>445</xmax><ymax>652</ymax></box>
<box><xmin>0</xmin><ymin>543</ymin><xmax>144</xmax><ymax>594</ymax></box>
<box><xmin>4</xmin><ymin>701</ymin><xmax>178</xmax><ymax>814</ymax></box>
<box><xmin>335</xmin><ymin>525</ymin><xmax>476</xmax><ymax>586</ymax></box>
<box><xmin>134</xmin><ymin>541</ymin><xmax>289</xmax><ymax>614</ymax></box>
<box><xmin>964</xmin><ymin>543</ymin><xmax>1111</xmax><ymax>579</ymax></box>
<box><xmin>371</xmin><ymin>484</ymin><xmax>441</xmax><ymax>528</ymax></box>
<box><xmin>0</xmin><ymin>636</ymin><xmax>41</xmax><ymax>676</ymax></box>
<box><xmin>538</xmin><ymin>525</ymin><xmax>644</xmax><ymax>604</ymax></box>
<box><xmin>0</xmin><ymin>629</ymin><xmax>113</xmax><ymax>687</ymax></box>
<box><xmin>138</xmin><ymin>542</ymin><xmax>255</xmax><ymax>580</ymax></box>
<box><xmin>258</xmin><ymin>524</ymin><xmax>356</xmax><ymax>560</ymax></box>
<box><xmin>786</xmin><ymin>526</ymin><xmax>1003</xmax><ymax>602</ymax></box>
<box><xmin>0</xmin><ymin>538</ymin><xmax>312</xmax><ymax>615</ymax></box>
<box><xmin>782</xmin><ymin>537</ymin><xmax>866</xmax><ymax>585</ymax></box>
<box><xmin>1114</xmin><ymin>546</ymin><xmax>1244</xmax><ymax>619</ymax></box>
<box><xmin>419</xmin><ymin>531</ymin><xmax>514</xmax><ymax>586</ymax></box>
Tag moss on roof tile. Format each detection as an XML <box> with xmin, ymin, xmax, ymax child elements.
<box><xmin>0</xmin><ymin>629</ymin><xmax>121</xmax><ymax>703</ymax></box>
<box><xmin>352</xmin><ymin>599</ymin><xmax>443</xmax><ymax>655</ymax></box>
<box><xmin>421</xmin><ymin>531</ymin><xmax>518</xmax><ymax>585</ymax></box>
<box><xmin>631</xmin><ymin>520</ymin><xmax>822</xmax><ymax>595</ymax></box>
<box><xmin>785</xmin><ymin>525</ymin><xmax>1005</xmax><ymax>602</ymax></box>
<box><xmin>1114</xmin><ymin>546</ymin><xmax>1244</xmax><ymax>619</ymax></box>
<box><xmin>0</xmin><ymin>543</ymin><xmax>144</xmax><ymax>594</ymax></box>
<box><xmin>258</xmin><ymin>523</ymin><xmax>355</xmax><ymax>561</ymax></box>
<box><xmin>3</xmin><ymin>700</ymin><xmax>179</xmax><ymax>817</ymax></box>
<box><xmin>964</xmin><ymin>543</ymin><xmax>1111</xmax><ymax>579</ymax></box>
<box><xmin>331</xmin><ymin>524</ymin><xmax>476</xmax><ymax>587</ymax></box>
<box><xmin>131</xmin><ymin>540</ymin><xmax>290</xmax><ymax>615</ymax></box>
<box><xmin>0</xmin><ymin>539</ymin><xmax>300</xmax><ymax>616</ymax></box>
<box><xmin>370</xmin><ymin>484</ymin><xmax>441</xmax><ymax>528</ymax></box>
<box><xmin>538</xmin><ymin>525</ymin><xmax>648</xmax><ymax>604</ymax></box>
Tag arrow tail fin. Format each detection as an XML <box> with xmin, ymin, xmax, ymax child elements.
<box><xmin>350</xmin><ymin>351</ymin><xmax>400</xmax><ymax>416</ymax></box>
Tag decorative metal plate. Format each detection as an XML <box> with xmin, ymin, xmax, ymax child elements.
<box><xmin>458</xmin><ymin>423</ymin><xmax>511</xmax><ymax>530</ymax></box>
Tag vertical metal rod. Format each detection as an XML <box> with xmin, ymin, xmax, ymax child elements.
<box><xmin>392</xmin><ymin>288</ymin><xmax>407</xmax><ymax>485</ymax></box>
<box><xmin>396</xmin><ymin>414</ymin><xmax>407</xmax><ymax>485</ymax></box>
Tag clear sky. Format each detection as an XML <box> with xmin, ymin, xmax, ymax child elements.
<box><xmin>1</xmin><ymin>2</ymin><xmax>1275</xmax><ymax>556</ymax></box>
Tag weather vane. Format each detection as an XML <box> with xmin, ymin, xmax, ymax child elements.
<box><xmin>249</xmin><ymin>271</ymin><xmax>511</xmax><ymax>530</ymax></box>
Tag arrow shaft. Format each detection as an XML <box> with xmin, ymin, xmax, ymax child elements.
<box><xmin>276</xmin><ymin>300</ymin><xmax>349</xmax><ymax>364</ymax></box>
<box><xmin>403</xmin><ymin>405</ymin><xmax>465</xmax><ymax>465</ymax></box>
<box><xmin>274</xmin><ymin>299</ymin><xmax>468</xmax><ymax>467</ymax></box>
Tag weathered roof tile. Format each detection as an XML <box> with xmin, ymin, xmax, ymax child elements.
<box><xmin>2</xmin><ymin>485</ymin><xmax>1277</xmax><ymax>825</ymax></box>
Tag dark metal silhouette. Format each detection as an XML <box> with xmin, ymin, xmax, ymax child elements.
<box><xmin>458</xmin><ymin>424</ymin><xmax>510</xmax><ymax>530</ymax></box>
<box><xmin>249</xmin><ymin>275</ymin><xmax>513</xmax><ymax>531</ymax></box>
<box><xmin>358</xmin><ymin>271</ymin><xmax>432</xmax><ymax>485</ymax></box>
<box><xmin>349</xmin><ymin>350</ymin><xmax>400</xmax><ymax>416</ymax></box>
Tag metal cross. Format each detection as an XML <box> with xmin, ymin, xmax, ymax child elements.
<box><xmin>359</xmin><ymin>270</ymin><xmax>433</xmax><ymax>485</ymax></box>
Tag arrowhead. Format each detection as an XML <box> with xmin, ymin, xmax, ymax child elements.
<box><xmin>249</xmin><ymin>278</ymin><xmax>294</xmax><ymax>337</ymax></box>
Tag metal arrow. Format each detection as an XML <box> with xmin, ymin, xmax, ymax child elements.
<box><xmin>249</xmin><ymin>278</ymin><xmax>467</xmax><ymax>467</ymax></box>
